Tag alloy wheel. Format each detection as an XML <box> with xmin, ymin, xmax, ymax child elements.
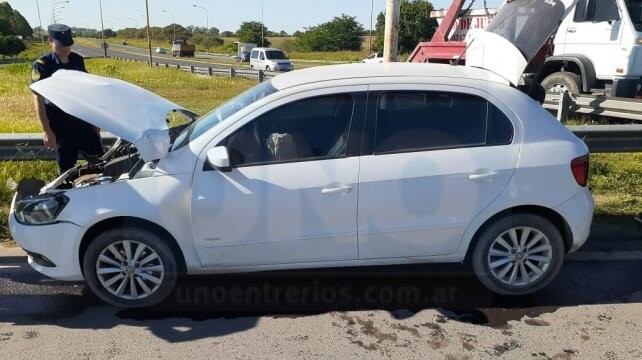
<box><xmin>487</xmin><ymin>227</ymin><xmax>553</xmax><ymax>287</ymax></box>
<box><xmin>95</xmin><ymin>240</ymin><xmax>165</xmax><ymax>300</ymax></box>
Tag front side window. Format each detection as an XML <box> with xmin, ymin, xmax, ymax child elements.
<box><xmin>221</xmin><ymin>94</ymin><xmax>355</xmax><ymax>167</ymax></box>
<box><xmin>625</xmin><ymin>0</ymin><xmax>642</xmax><ymax>30</ymax></box>
<box><xmin>374</xmin><ymin>91</ymin><xmax>513</xmax><ymax>154</ymax></box>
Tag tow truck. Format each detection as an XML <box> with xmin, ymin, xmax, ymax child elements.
<box><xmin>409</xmin><ymin>0</ymin><xmax>642</xmax><ymax>100</ymax></box>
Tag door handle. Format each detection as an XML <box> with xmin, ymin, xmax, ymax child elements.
<box><xmin>567</xmin><ymin>27</ymin><xmax>576</xmax><ymax>33</ymax></box>
<box><xmin>322</xmin><ymin>185</ymin><xmax>352</xmax><ymax>195</ymax></box>
<box><xmin>469</xmin><ymin>170</ymin><xmax>499</xmax><ymax>181</ymax></box>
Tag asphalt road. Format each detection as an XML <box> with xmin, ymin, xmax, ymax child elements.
<box><xmin>1</xmin><ymin>216</ymin><xmax>641</xmax><ymax>358</ymax></box>
<box><xmin>73</xmin><ymin>42</ymin><xmax>335</xmax><ymax>71</ymax></box>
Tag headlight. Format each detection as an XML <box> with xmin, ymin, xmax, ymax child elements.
<box><xmin>14</xmin><ymin>194</ymin><xmax>69</xmax><ymax>225</ymax></box>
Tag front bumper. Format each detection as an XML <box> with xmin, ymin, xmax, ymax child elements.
<box><xmin>9</xmin><ymin>195</ymin><xmax>85</xmax><ymax>281</ymax></box>
<box><xmin>553</xmin><ymin>189</ymin><xmax>594</xmax><ymax>253</ymax></box>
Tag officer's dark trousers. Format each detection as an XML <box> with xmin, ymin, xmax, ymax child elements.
<box><xmin>55</xmin><ymin>131</ymin><xmax>104</xmax><ymax>172</ymax></box>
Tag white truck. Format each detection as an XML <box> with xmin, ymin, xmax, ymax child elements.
<box><xmin>426</xmin><ymin>0</ymin><xmax>642</xmax><ymax>98</ymax></box>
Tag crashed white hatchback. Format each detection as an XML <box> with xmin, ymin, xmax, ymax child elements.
<box><xmin>10</xmin><ymin>0</ymin><xmax>593</xmax><ymax>309</ymax></box>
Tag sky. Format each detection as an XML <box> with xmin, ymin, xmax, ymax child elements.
<box><xmin>5</xmin><ymin>0</ymin><xmax>502</xmax><ymax>34</ymax></box>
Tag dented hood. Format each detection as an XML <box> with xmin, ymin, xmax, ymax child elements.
<box><xmin>466</xmin><ymin>0</ymin><xmax>579</xmax><ymax>85</ymax></box>
<box><xmin>30</xmin><ymin>70</ymin><xmax>185</xmax><ymax>161</ymax></box>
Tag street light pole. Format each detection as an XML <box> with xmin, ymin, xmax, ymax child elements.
<box><xmin>145</xmin><ymin>0</ymin><xmax>153</xmax><ymax>66</ymax></box>
<box><xmin>261</xmin><ymin>0</ymin><xmax>264</xmax><ymax>47</ymax></box>
<box><xmin>192</xmin><ymin>5</ymin><xmax>209</xmax><ymax>53</ymax></box>
<box><xmin>97</xmin><ymin>0</ymin><xmax>107</xmax><ymax>58</ymax></box>
<box><xmin>162</xmin><ymin>10</ymin><xmax>176</xmax><ymax>42</ymax></box>
<box><xmin>51</xmin><ymin>1</ymin><xmax>68</xmax><ymax>24</ymax></box>
<box><xmin>35</xmin><ymin>0</ymin><xmax>46</xmax><ymax>55</ymax></box>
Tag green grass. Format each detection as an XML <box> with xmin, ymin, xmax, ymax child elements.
<box><xmin>0</xmin><ymin>58</ymin><xmax>256</xmax><ymax>133</ymax></box>
<box><xmin>590</xmin><ymin>153</ymin><xmax>642</xmax><ymax>215</ymax></box>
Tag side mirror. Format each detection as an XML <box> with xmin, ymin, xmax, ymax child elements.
<box><xmin>206</xmin><ymin>146</ymin><xmax>232</xmax><ymax>172</ymax></box>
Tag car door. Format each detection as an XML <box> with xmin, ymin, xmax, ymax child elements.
<box><xmin>357</xmin><ymin>85</ymin><xmax>520</xmax><ymax>259</ymax></box>
<box><xmin>559</xmin><ymin>0</ymin><xmax>622</xmax><ymax>77</ymax></box>
<box><xmin>191</xmin><ymin>88</ymin><xmax>367</xmax><ymax>268</ymax></box>
<box><xmin>250</xmin><ymin>50</ymin><xmax>259</xmax><ymax>68</ymax></box>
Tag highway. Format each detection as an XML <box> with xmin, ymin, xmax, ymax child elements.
<box><xmin>1</xmin><ymin>216</ymin><xmax>641</xmax><ymax>359</ymax></box>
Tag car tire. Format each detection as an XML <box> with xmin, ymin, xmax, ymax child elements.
<box><xmin>82</xmin><ymin>227</ymin><xmax>179</xmax><ymax>308</ymax></box>
<box><xmin>471</xmin><ymin>213</ymin><xmax>565</xmax><ymax>296</ymax></box>
<box><xmin>541</xmin><ymin>71</ymin><xmax>582</xmax><ymax>95</ymax></box>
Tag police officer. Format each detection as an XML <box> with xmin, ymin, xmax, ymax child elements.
<box><xmin>31</xmin><ymin>24</ymin><xmax>103</xmax><ymax>172</ymax></box>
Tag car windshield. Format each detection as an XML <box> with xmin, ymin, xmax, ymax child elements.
<box><xmin>172</xmin><ymin>80</ymin><xmax>278</xmax><ymax>150</ymax></box>
<box><xmin>626</xmin><ymin>0</ymin><xmax>642</xmax><ymax>31</ymax></box>
<box><xmin>486</xmin><ymin>0</ymin><xmax>566</xmax><ymax>60</ymax></box>
<box><xmin>266</xmin><ymin>50</ymin><xmax>288</xmax><ymax>60</ymax></box>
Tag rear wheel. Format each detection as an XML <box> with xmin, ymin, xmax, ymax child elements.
<box><xmin>541</xmin><ymin>71</ymin><xmax>582</xmax><ymax>95</ymax></box>
<box><xmin>82</xmin><ymin>227</ymin><xmax>178</xmax><ymax>308</ymax></box>
<box><xmin>471</xmin><ymin>213</ymin><xmax>565</xmax><ymax>295</ymax></box>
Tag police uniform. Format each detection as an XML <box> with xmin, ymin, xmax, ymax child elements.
<box><xmin>31</xmin><ymin>24</ymin><xmax>103</xmax><ymax>172</ymax></box>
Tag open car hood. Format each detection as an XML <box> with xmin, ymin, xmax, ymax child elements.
<box><xmin>466</xmin><ymin>0</ymin><xmax>579</xmax><ymax>85</ymax></box>
<box><xmin>30</xmin><ymin>70</ymin><xmax>186</xmax><ymax>161</ymax></box>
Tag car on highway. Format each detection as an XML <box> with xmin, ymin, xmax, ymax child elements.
<box><xmin>15</xmin><ymin>58</ymin><xmax>594</xmax><ymax>308</ymax></box>
<box><xmin>250</xmin><ymin>47</ymin><xmax>294</xmax><ymax>72</ymax></box>
<box><xmin>362</xmin><ymin>53</ymin><xmax>384</xmax><ymax>64</ymax></box>
<box><xmin>155</xmin><ymin>47</ymin><xmax>166</xmax><ymax>54</ymax></box>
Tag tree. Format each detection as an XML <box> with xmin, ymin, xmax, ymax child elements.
<box><xmin>373</xmin><ymin>0</ymin><xmax>438</xmax><ymax>54</ymax></box>
<box><xmin>236</xmin><ymin>21</ymin><xmax>270</xmax><ymax>46</ymax></box>
<box><xmin>295</xmin><ymin>15</ymin><xmax>363</xmax><ymax>52</ymax></box>
<box><xmin>0</xmin><ymin>3</ymin><xmax>33</xmax><ymax>38</ymax></box>
<box><xmin>0</xmin><ymin>35</ymin><xmax>26</xmax><ymax>58</ymax></box>
<box><xmin>103</xmin><ymin>29</ymin><xmax>117</xmax><ymax>38</ymax></box>
<box><xmin>220</xmin><ymin>31</ymin><xmax>234</xmax><ymax>38</ymax></box>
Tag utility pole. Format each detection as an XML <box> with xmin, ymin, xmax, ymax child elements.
<box><xmin>261</xmin><ymin>0</ymin><xmax>264</xmax><ymax>47</ymax></box>
<box><xmin>145</xmin><ymin>0</ymin><xmax>153</xmax><ymax>66</ymax></box>
<box><xmin>383</xmin><ymin>0</ymin><xmax>400</xmax><ymax>62</ymax></box>
<box><xmin>35</xmin><ymin>0</ymin><xmax>46</xmax><ymax>55</ymax></box>
<box><xmin>369</xmin><ymin>0</ymin><xmax>374</xmax><ymax>55</ymax></box>
<box><xmin>98</xmin><ymin>0</ymin><xmax>107</xmax><ymax>58</ymax></box>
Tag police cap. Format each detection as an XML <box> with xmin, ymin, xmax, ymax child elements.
<box><xmin>48</xmin><ymin>24</ymin><xmax>74</xmax><ymax>47</ymax></box>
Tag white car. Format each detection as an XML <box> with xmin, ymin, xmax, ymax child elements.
<box><xmin>13</xmin><ymin>1</ymin><xmax>592</xmax><ymax>308</ymax></box>
<box><xmin>362</xmin><ymin>53</ymin><xmax>384</xmax><ymax>64</ymax></box>
<box><xmin>155</xmin><ymin>47</ymin><xmax>166</xmax><ymax>54</ymax></box>
<box><xmin>250</xmin><ymin>47</ymin><xmax>294</xmax><ymax>72</ymax></box>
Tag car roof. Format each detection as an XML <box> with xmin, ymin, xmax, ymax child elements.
<box><xmin>271</xmin><ymin>63</ymin><xmax>509</xmax><ymax>90</ymax></box>
<box><xmin>253</xmin><ymin>47</ymin><xmax>282</xmax><ymax>52</ymax></box>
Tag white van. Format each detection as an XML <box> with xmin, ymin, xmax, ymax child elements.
<box><xmin>250</xmin><ymin>47</ymin><xmax>294</xmax><ymax>72</ymax></box>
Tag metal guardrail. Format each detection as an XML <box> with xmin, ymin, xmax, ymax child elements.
<box><xmin>112</xmin><ymin>56</ymin><xmax>279</xmax><ymax>81</ymax></box>
<box><xmin>544</xmin><ymin>93</ymin><xmax>642</xmax><ymax>122</ymax></box>
<box><xmin>0</xmin><ymin>126</ymin><xmax>639</xmax><ymax>161</ymax></box>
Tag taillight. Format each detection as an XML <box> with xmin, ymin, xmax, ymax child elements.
<box><xmin>571</xmin><ymin>154</ymin><xmax>589</xmax><ymax>187</ymax></box>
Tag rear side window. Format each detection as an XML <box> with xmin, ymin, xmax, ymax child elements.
<box><xmin>374</xmin><ymin>91</ymin><xmax>513</xmax><ymax>154</ymax></box>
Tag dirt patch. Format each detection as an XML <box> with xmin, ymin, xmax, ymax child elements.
<box><xmin>390</xmin><ymin>323</ymin><xmax>420</xmax><ymax>338</ymax></box>
<box><xmin>0</xmin><ymin>332</ymin><xmax>13</xmax><ymax>341</ymax></box>
<box><xmin>23</xmin><ymin>330</ymin><xmax>38</xmax><ymax>340</ymax></box>
<box><xmin>459</xmin><ymin>333</ymin><xmax>477</xmax><ymax>351</ymax></box>
<box><xmin>493</xmin><ymin>339</ymin><xmax>520</xmax><ymax>356</ymax></box>
<box><xmin>524</xmin><ymin>318</ymin><xmax>551</xmax><ymax>326</ymax></box>
<box><xmin>421</xmin><ymin>322</ymin><xmax>448</xmax><ymax>349</ymax></box>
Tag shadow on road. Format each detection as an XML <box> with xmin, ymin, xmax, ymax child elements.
<box><xmin>1</xmin><ymin>215</ymin><xmax>640</xmax><ymax>343</ymax></box>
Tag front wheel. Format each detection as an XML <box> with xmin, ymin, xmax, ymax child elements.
<box><xmin>471</xmin><ymin>213</ymin><xmax>565</xmax><ymax>296</ymax></box>
<box><xmin>82</xmin><ymin>227</ymin><xmax>179</xmax><ymax>308</ymax></box>
<box><xmin>541</xmin><ymin>71</ymin><xmax>582</xmax><ymax>95</ymax></box>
